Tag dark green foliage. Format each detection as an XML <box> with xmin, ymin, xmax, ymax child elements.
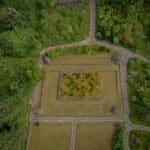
<box><xmin>0</xmin><ymin>8</ymin><xmax>20</xmax><ymax>31</ymax></box>
<box><xmin>100</xmin><ymin>0</ymin><xmax>136</xmax><ymax>8</ymax></box>
<box><xmin>0</xmin><ymin>59</ymin><xmax>41</xmax><ymax>150</ymax></box>
<box><xmin>37</xmin><ymin>5</ymin><xmax>90</xmax><ymax>47</ymax></box>
<box><xmin>112</xmin><ymin>124</ymin><xmax>124</xmax><ymax>150</ymax></box>
<box><xmin>113</xmin><ymin>37</ymin><xmax>119</xmax><ymax>44</ymax></box>
<box><xmin>36</xmin><ymin>0</ymin><xmax>55</xmax><ymax>8</ymax></box>
<box><xmin>40</xmin><ymin>9</ymin><xmax>49</xmax><ymax>19</ymax></box>
<box><xmin>96</xmin><ymin>0</ymin><xmax>150</xmax><ymax>58</ymax></box>
<box><xmin>127</xmin><ymin>58</ymin><xmax>150</xmax><ymax>126</ymax></box>
<box><xmin>96</xmin><ymin>32</ymin><xmax>102</xmax><ymax>39</ymax></box>
<box><xmin>0</xmin><ymin>1</ymin><xmax>44</xmax><ymax>149</ymax></box>
<box><xmin>0</xmin><ymin>29</ymin><xmax>40</xmax><ymax>57</ymax></box>
<box><xmin>47</xmin><ymin>45</ymin><xmax>112</xmax><ymax>59</ymax></box>
<box><xmin>129</xmin><ymin>130</ymin><xmax>150</xmax><ymax>150</ymax></box>
<box><xmin>39</xmin><ymin>20</ymin><xmax>48</xmax><ymax>30</ymax></box>
<box><xmin>112</xmin><ymin>25</ymin><xmax>120</xmax><ymax>34</ymax></box>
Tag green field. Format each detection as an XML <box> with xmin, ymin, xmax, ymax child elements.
<box><xmin>29</xmin><ymin>123</ymin><xmax>72</xmax><ymax>150</ymax></box>
<box><xmin>76</xmin><ymin>123</ymin><xmax>115</xmax><ymax>150</ymax></box>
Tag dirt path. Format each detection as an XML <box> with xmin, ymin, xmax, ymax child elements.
<box><xmin>70</xmin><ymin>121</ymin><xmax>77</xmax><ymax>150</ymax></box>
<box><xmin>27</xmin><ymin>1</ymin><xmax>150</xmax><ymax>150</ymax></box>
<box><xmin>32</xmin><ymin>116</ymin><xmax>124</xmax><ymax>123</ymax></box>
<box><xmin>89</xmin><ymin>0</ymin><xmax>96</xmax><ymax>41</ymax></box>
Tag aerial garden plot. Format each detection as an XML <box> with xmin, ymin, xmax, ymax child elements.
<box><xmin>38</xmin><ymin>46</ymin><xmax>123</xmax><ymax>117</ymax></box>
<box><xmin>29</xmin><ymin>45</ymin><xmax>124</xmax><ymax>150</ymax></box>
<box><xmin>1</xmin><ymin>0</ymin><xmax>150</xmax><ymax>150</ymax></box>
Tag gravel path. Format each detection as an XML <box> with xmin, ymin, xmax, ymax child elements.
<box><xmin>70</xmin><ymin>121</ymin><xmax>77</xmax><ymax>150</ymax></box>
<box><xmin>32</xmin><ymin>117</ymin><xmax>124</xmax><ymax>123</ymax></box>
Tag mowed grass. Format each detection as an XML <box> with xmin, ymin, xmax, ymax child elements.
<box><xmin>29</xmin><ymin>123</ymin><xmax>72</xmax><ymax>150</ymax></box>
<box><xmin>38</xmin><ymin>5</ymin><xmax>90</xmax><ymax>47</ymax></box>
<box><xmin>129</xmin><ymin>130</ymin><xmax>150</xmax><ymax>150</ymax></box>
<box><xmin>76</xmin><ymin>123</ymin><xmax>115</xmax><ymax>150</ymax></box>
<box><xmin>40</xmin><ymin>55</ymin><xmax>123</xmax><ymax>117</ymax></box>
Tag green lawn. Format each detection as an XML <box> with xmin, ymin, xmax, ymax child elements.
<box><xmin>76</xmin><ymin>123</ymin><xmax>115</xmax><ymax>150</ymax></box>
<box><xmin>129</xmin><ymin>130</ymin><xmax>150</xmax><ymax>150</ymax></box>
<box><xmin>29</xmin><ymin>123</ymin><xmax>72</xmax><ymax>150</ymax></box>
<box><xmin>37</xmin><ymin>5</ymin><xmax>90</xmax><ymax>47</ymax></box>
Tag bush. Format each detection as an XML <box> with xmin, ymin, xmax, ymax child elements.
<box><xmin>36</xmin><ymin>0</ymin><xmax>55</xmax><ymax>8</ymax></box>
<box><xmin>0</xmin><ymin>29</ymin><xmax>39</xmax><ymax>57</ymax></box>
<box><xmin>113</xmin><ymin>36</ymin><xmax>119</xmax><ymax>44</ymax></box>
<box><xmin>0</xmin><ymin>8</ymin><xmax>20</xmax><ymax>31</ymax></box>
<box><xmin>105</xmin><ymin>30</ymin><xmax>111</xmax><ymax>37</ymax></box>
<box><xmin>40</xmin><ymin>9</ymin><xmax>49</xmax><ymax>19</ymax></box>
<box><xmin>112</xmin><ymin>124</ymin><xmax>124</xmax><ymax>150</ymax></box>
<box><xmin>39</xmin><ymin>20</ymin><xmax>48</xmax><ymax>30</ymax></box>
<box><xmin>47</xmin><ymin>45</ymin><xmax>111</xmax><ymax>59</ymax></box>
<box><xmin>128</xmin><ymin>58</ymin><xmax>136</xmax><ymax>67</ymax></box>
<box><xmin>112</xmin><ymin>25</ymin><xmax>121</xmax><ymax>34</ymax></box>
<box><xmin>96</xmin><ymin>32</ymin><xmax>102</xmax><ymax>40</ymax></box>
<box><xmin>131</xmin><ymin>96</ymin><xmax>138</xmax><ymax>102</ymax></box>
<box><xmin>127</xmin><ymin>58</ymin><xmax>150</xmax><ymax>126</ymax></box>
<box><xmin>0</xmin><ymin>59</ymin><xmax>42</xmax><ymax>150</ymax></box>
<box><xmin>129</xmin><ymin>130</ymin><xmax>150</xmax><ymax>150</ymax></box>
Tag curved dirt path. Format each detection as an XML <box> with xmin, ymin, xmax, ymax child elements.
<box><xmin>27</xmin><ymin>1</ymin><xmax>150</xmax><ymax>150</ymax></box>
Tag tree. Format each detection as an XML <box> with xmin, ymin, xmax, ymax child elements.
<box><xmin>113</xmin><ymin>36</ymin><xmax>119</xmax><ymax>44</ymax></box>
<box><xmin>0</xmin><ymin>29</ymin><xmax>39</xmax><ymax>57</ymax></box>
<box><xmin>0</xmin><ymin>8</ymin><xmax>19</xmax><ymax>31</ymax></box>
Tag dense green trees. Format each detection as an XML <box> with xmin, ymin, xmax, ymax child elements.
<box><xmin>0</xmin><ymin>0</ymin><xmax>44</xmax><ymax>149</ymax></box>
<box><xmin>127</xmin><ymin>58</ymin><xmax>150</xmax><ymax>126</ymax></box>
<box><xmin>0</xmin><ymin>29</ymin><xmax>40</xmax><ymax>57</ymax></box>
<box><xmin>0</xmin><ymin>8</ymin><xmax>20</xmax><ymax>31</ymax></box>
<box><xmin>0</xmin><ymin>59</ymin><xmax>41</xmax><ymax>150</ymax></box>
<box><xmin>96</xmin><ymin>0</ymin><xmax>150</xmax><ymax>58</ymax></box>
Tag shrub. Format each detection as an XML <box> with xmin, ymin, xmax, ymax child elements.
<box><xmin>96</xmin><ymin>32</ymin><xmax>102</xmax><ymax>40</ymax></box>
<box><xmin>36</xmin><ymin>0</ymin><xmax>55</xmax><ymax>8</ymax></box>
<box><xmin>57</xmin><ymin>22</ymin><xmax>66</xmax><ymax>31</ymax></box>
<box><xmin>39</xmin><ymin>20</ymin><xmax>48</xmax><ymax>30</ymax></box>
<box><xmin>127</xmin><ymin>58</ymin><xmax>150</xmax><ymax>125</ymax></box>
<box><xmin>131</xmin><ymin>96</ymin><xmax>138</xmax><ymax>102</ymax></box>
<box><xmin>143</xmin><ymin>62</ymin><xmax>150</xmax><ymax>69</ymax></box>
<box><xmin>0</xmin><ymin>29</ymin><xmax>39</xmax><ymax>57</ymax></box>
<box><xmin>0</xmin><ymin>8</ymin><xmax>20</xmax><ymax>31</ymax></box>
<box><xmin>112</xmin><ymin>124</ymin><xmax>124</xmax><ymax>150</ymax></box>
<box><xmin>128</xmin><ymin>58</ymin><xmax>136</xmax><ymax>67</ymax></box>
<box><xmin>47</xmin><ymin>45</ymin><xmax>111</xmax><ymax>59</ymax></box>
<box><xmin>40</xmin><ymin>9</ymin><xmax>49</xmax><ymax>19</ymax></box>
<box><xmin>105</xmin><ymin>30</ymin><xmax>111</xmax><ymax>37</ymax></box>
<box><xmin>112</xmin><ymin>25</ymin><xmax>121</xmax><ymax>34</ymax></box>
<box><xmin>129</xmin><ymin>130</ymin><xmax>150</xmax><ymax>150</ymax></box>
<box><xmin>107</xmin><ymin>48</ymin><xmax>113</xmax><ymax>54</ymax></box>
<box><xmin>113</xmin><ymin>36</ymin><xmax>119</xmax><ymax>44</ymax></box>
